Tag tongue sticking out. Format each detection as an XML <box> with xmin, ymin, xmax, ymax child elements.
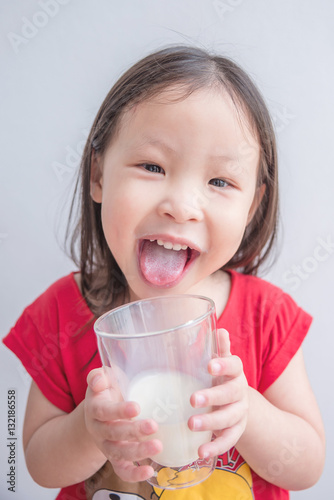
<box><xmin>140</xmin><ymin>240</ymin><xmax>188</xmax><ymax>286</ymax></box>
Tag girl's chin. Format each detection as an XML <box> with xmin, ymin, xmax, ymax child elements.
<box><xmin>128</xmin><ymin>277</ymin><xmax>191</xmax><ymax>302</ymax></box>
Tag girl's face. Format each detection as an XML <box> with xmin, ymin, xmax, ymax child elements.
<box><xmin>91</xmin><ymin>88</ymin><xmax>263</xmax><ymax>302</ymax></box>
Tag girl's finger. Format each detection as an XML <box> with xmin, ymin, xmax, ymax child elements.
<box><xmin>89</xmin><ymin>398</ymin><xmax>140</xmax><ymax>422</ymax></box>
<box><xmin>98</xmin><ymin>418</ymin><xmax>158</xmax><ymax>442</ymax></box>
<box><xmin>216</xmin><ymin>329</ymin><xmax>231</xmax><ymax>357</ymax></box>
<box><xmin>191</xmin><ymin>376</ymin><xmax>244</xmax><ymax>409</ymax></box>
<box><xmin>112</xmin><ymin>461</ymin><xmax>155</xmax><ymax>483</ymax></box>
<box><xmin>188</xmin><ymin>402</ymin><xmax>245</xmax><ymax>433</ymax></box>
<box><xmin>87</xmin><ymin>366</ymin><xmax>123</xmax><ymax>394</ymax></box>
<box><xmin>87</xmin><ymin>367</ymin><xmax>111</xmax><ymax>393</ymax></box>
<box><xmin>198</xmin><ymin>424</ymin><xmax>244</xmax><ymax>460</ymax></box>
<box><xmin>208</xmin><ymin>354</ymin><xmax>244</xmax><ymax>378</ymax></box>
<box><xmin>103</xmin><ymin>437</ymin><xmax>162</xmax><ymax>464</ymax></box>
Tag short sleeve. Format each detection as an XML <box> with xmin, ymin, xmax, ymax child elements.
<box><xmin>258</xmin><ymin>292</ymin><xmax>313</xmax><ymax>394</ymax></box>
<box><xmin>3</xmin><ymin>304</ymin><xmax>75</xmax><ymax>413</ymax></box>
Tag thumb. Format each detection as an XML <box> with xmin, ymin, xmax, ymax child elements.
<box><xmin>216</xmin><ymin>328</ymin><xmax>231</xmax><ymax>357</ymax></box>
<box><xmin>87</xmin><ymin>367</ymin><xmax>111</xmax><ymax>393</ymax></box>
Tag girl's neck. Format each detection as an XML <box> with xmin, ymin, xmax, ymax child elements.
<box><xmin>74</xmin><ymin>269</ymin><xmax>231</xmax><ymax>319</ymax></box>
<box><xmin>191</xmin><ymin>269</ymin><xmax>231</xmax><ymax>318</ymax></box>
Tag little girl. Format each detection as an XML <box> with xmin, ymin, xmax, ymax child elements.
<box><xmin>3</xmin><ymin>46</ymin><xmax>325</xmax><ymax>500</ymax></box>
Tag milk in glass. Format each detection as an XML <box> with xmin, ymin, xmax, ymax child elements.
<box><xmin>128</xmin><ymin>370</ymin><xmax>211</xmax><ymax>467</ymax></box>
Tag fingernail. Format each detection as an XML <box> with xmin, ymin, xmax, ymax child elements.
<box><xmin>211</xmin><ymin>361</ymin><xmax>221</xmax><ymax>375</ymax></box>
<box><xmin>90</xmin><ymin>375</ymin><xmax>102</xmax><ymax>388</ymax></box>
<box><xmin>195</xmin><ymin>394</ymin><xmax>206</xmax><ymax>407</ymax></box>
<box><xmin>125</xmin><ymin>403</ymin><xmax>139</xmax><ymax>418</ymax></box>
<box><xmin>192</xmin><ymin>418</ymin><xmax>202</xmax><ymax>430</ymax></box>
<box><xmin>141</xmin><ymin>420</ymin><xmax>154</xmax><ymax>434</ymax></box>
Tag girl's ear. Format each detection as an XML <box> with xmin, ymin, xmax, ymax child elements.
<box><xmin>90</xmin><ymin>150</ymin><xmax>103</xmax><ymax>203</ymax></box>
<box><xmin>247</xmin><ymin>183</ymin><xmax>266</xmax><ymax>225</ymax></box>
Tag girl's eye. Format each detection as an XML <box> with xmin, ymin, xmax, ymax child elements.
<box><xmin>209</xmin><ymin>178</ymin><xmax>229</xmax><ymax>188</ymax></box>
<box><xmin>142</xmin><ymin>163</ymin><xmax>164</xmax><ymax>174</ymax></box>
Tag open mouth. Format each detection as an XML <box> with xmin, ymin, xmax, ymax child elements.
<box><xmin>138</xmin><ymin>238</ymin><xmax>199</xmax><ymax>288</ymax></box>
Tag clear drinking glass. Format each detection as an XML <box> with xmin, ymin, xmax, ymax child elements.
<box><xmin>94</xmin><ymin>294</ymin><xmax>218</xmax><ymax>489</ymax></box>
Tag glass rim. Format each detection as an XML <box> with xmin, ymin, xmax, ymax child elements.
<box><xmin>94</xmin><ymin>294</ymin><xmax>216</xmax><ymax>339</ymax></box>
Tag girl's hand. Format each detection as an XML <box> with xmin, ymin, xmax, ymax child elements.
<box><xmin>84</xmin><ymin>368</ymin><xmax>162</xmax><ymax>482</ymax></box>
<box><xmin>189</xmin><ymin>329</ymin><xmax>249</xmax><ymax>458</ymax></box>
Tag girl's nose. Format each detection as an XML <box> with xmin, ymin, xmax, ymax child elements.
<box><xmin>157</xmin><ymin>185</ymin><xmax>205</xmax><ymax>223</ymax></box>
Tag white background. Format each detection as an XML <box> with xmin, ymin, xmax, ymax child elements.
<box><xmin>1</xmin><ymin>0</ymin><xmax>333</xmax><ymax>498</ymax></box>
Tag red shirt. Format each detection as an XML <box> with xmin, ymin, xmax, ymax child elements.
<box><xmin>3</xmin><ymin>271</ymin><xmax>312</xmax><ymax>499</ymax></box>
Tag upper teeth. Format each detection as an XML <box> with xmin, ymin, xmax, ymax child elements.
<box><xmin>152</xmin><ymin>239</ymin><xmax>188</xmax><ymax>251</ymax></box>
